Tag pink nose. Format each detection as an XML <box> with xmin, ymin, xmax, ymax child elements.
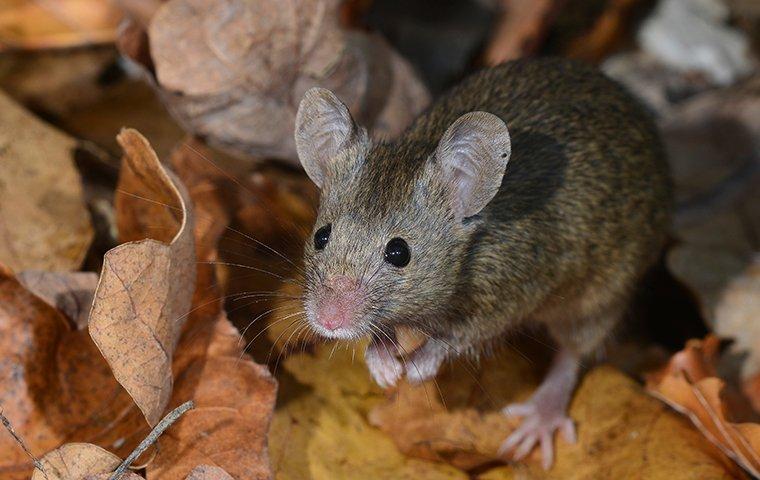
<box><xmin>317</xmin><ymin>300</ymin><xmax>353</xmax><ymax>330</ymax></box>
<box><xmin>315</xmin><ymin>276</ymin><xmax>362</xmax><ymax>331</ymax></box>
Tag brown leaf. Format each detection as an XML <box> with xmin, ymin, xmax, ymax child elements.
<box><xmin>89</xmin><ymin>128</ymin><xmax>196</xmax><ymax>426</ymax></box>
<box><xmin>647</xmin><ymin>337</ymin><xmax>760</xmax><ymax>478</ymax></box>
<box><xmin>185</xmin><ymin>465</ymin><xmax>235</xmax><ymax>480</ymax></box>
<box><xmin>564</xmin><ymin>0</ymin><xmax>645</xmax><ymax>62</ymax></box>
<box><xmin>0</xmin><ymin>0</ymin><xmax>122</xmax><ymax>51</ymax></box>
<box><xmin>0</xmin><ymin>48</ymin><xmax>120</xmax><ymax>119</ymax></box>
<box><xmin>482</xmin><ymin>0</ymin><xmax>561</xmax><ymax>66</ymax></box>
<box><xmin>0</xmin><ymin>91</ymin><xmax>93</xmax><ymax>272</ymax></box>
<box><xmin>121</xmin><ymin>0</ymin><xmax>429</xmax><ymax>165</ymax></box>
<box><xmin>0</xmin><ymin>266</ymin><xmax>146</xmax><ymax>479</ymax></box>
<box><xmin>16</xmin><ymin>271</ymin><xmax>99</xmax><ymax>329</ymax></box>
<box><xmin>30</xmin><ymin>443</ymin><xmax>120</xmax><ymax>480</ymax></box>
<box><xmin>0</xmin><ymin>266</ymin><xmax>69</xmax><ymax>477</ymax></box>
<box><xmin>647</xmin><ymin>335</ymin><xmax>721</xmax><ymax>385</ymax></box>
<box><xmin>146</xmin><ymin>310</ymin><xmax>277</xmax><ymax>480</ymax></box>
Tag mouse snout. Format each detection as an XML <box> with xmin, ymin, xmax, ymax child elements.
<box><xmin>312</xmin><ymin>275</ymin><xmax>365</xmax><ymax>335</ymax></box>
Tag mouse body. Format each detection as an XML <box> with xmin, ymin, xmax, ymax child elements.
<box><xmin>294</xmin><ymin>57</ymin><xmax>672</xmax><ymax>469</ymax></box>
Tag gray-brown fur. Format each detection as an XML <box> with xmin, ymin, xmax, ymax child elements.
<box><xmin>300</xmin><ymin>57</ymin><xmax>672</xmax><ymax>359</ymax></box>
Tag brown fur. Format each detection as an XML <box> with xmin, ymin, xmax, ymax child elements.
<box><xmin>303</xmin><ymin>57</ymin><xmax>673</xmax><ymax>358</ymax></box>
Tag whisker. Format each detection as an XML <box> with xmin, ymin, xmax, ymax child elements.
<box><xmin>197</xmin><ymin>261</ymin><xmax>299</xmax><ymax>284</ymax></box>
<box><xmin>239</xmin><ymin>304</ymin><xmax>300</xmax><ymax>340</ymax></box>
<box><xmin>237</xmin><ymin>311</ymin><xmax>306</xmax><ymax>366</ymax></box>
<box><xmin>181</xmin><ymin>141</ymin><xmax>317</xmax><ymax>248</ymax></box>
<box><xmin>117</xmin><ymin>189</ymin><xmax>309</xmax><ymax>277</ymax></box>
<box><xmin>263</xmin><ymin>313</ymin><xmax>309</xmax><ymax>365</ymax></box>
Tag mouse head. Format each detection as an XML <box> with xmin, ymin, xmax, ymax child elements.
<box><xmin>295</xmin><ymin>87</ymin><xmax>510</xmax><ymax>340</ymax></box>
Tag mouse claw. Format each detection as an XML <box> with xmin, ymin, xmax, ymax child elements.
<box><xmin>365</xmin><ymin>340</ymin><xmax>404</xmax><ymax>389</ymax></box>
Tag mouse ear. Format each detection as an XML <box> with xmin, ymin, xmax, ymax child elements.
<box><xmin>295</xmin><ymin>87</ymin><xmax>367</xmax><ymax>188</ymax></box>
<box><xmin>434</xmin><ymin>111</ymin><xmax>511</xmax><ymax>219</ymax></box>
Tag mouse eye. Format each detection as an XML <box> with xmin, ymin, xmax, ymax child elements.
<box><xmin>384</xmin><ymin>238</ymin><xmax>410</xmax><ymax>267</ymax></box>
<box><xmin>314</xmin><ymin>224</ymin><xmax>331</xmax><ymax>250</ymax></box>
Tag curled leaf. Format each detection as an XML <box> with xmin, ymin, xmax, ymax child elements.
<box><xmin>647</xmin><ymin>336</ymin><xmax>760</xmax><ymax>478</ymax></box>
<box><xmin>89</xmin><ymin>128</ymin><xmax>196</xmax><ymax>426</ymax></box>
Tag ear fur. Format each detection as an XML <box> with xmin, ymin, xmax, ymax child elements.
<box><xmin>295</xmin><ymin>87</ymin><xmax>366</xmax><ymax>188</ymax></box>
<box><xmin>434</xmin><ymin>111</ymin><xmax>511</xmax><ymax>219</ymax></box>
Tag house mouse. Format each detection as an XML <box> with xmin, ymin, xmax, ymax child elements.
<box><xmin>293</xmin><ymin>57</ymin><xmax>672</xmax><ymax>469</ymax></box>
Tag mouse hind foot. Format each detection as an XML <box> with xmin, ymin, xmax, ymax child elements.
<box><xmin>498</xmin><ymin>346</ymin><xmax>579</xmax><ymax>470</ymax></box>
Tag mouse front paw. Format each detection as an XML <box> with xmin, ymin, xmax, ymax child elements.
<box><xmin>405</xmin><ymin>339</ymin><xmax>447</xmax><ymax>384</ymax></box>
<box><xmin>498</xmin><ymin>401</ymin><xmax>576</xmax><ymax>470</ymax></box>
<box><xmin>365</xmin><ymin>340</ymin><xmax>404</xmax><ymax>389</ymax></box>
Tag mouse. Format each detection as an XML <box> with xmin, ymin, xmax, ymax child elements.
<box><xmin>293</xmin><ymin>57</ymin><xmax>672</xmax><ymax>469</ymax></box>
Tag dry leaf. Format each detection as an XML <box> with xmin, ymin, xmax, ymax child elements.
<box><xmin>89</xmin><ymin>128</ymin><xmax>196</xmax><ymax>426</ymax></box>
<box><xmin>16</xmin><ymin>270</ymin><xmax>99</xmax><ymax>329</ymax></box>
<box><xmin>369</xmin><ymin>344</ymin><xmax>749</xmax><ymax>478</ymax></box>
<box><xmin>185</xmin><ymin>465</ymin><xmax>235</xmax><ymax>480</ymax></box>
<box><xmin>0</xmin><ymin>266</ymin><xmax>146</xmax><ymax>479</ymax></box>
<box><xmin>30</xmin><ymin>443</ymin><xmax>120</xmax><ymax>480</ymax></box>
<box><xmin>482</xmin><ymin>0</ymin><xmax>561</xmax><ymax>65</ymax></box>
<box><xmin>0</xmin><ymin>91</ymin><xmax>93</xmax><ymax>272</ymax></box>
<box><xmin>146</xmin><ymin>309</ymin><xmax>277</xmax><ymax>479</ymax></box>
<box><xmin>84</xmin><ymin>130</ymin><xmax>277</xmax><ymax>478</ymax></box>
<box><xmin>564</xmin><ymin>0</ymin><xmax>645</xmax><ymax>62</ymax></box>
<box><xmin>647</xmin><ymin>336</ymin><xmax>760</xmax><ymax>478</ymax></box>
<box><xmin>0</xmin><ymin>265</ymin><xmax>70</xmax><ymax>478</ymax></box>
<box><xmin>270</xmin><ymin>342</ymin><xmax>469</xmax><ymax>479</ymax></box>
<box><xmin>118</xmin><ymin>0</ymin><xmax>429</xmax><ymax>165</ymax></box>
<box><xmin>0</xmin><ymin>0</ymin><xmax>122</xmax><ymax>51</ymax></box>
<box><xmin>217</xmin><ymin>165</ymin><xmax>316</xmax><ymax>358</ymax></box>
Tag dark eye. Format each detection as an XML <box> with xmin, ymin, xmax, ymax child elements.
<box><xmin>384</xmin><ymin>238</ymin><xmax>410</xmax><ymax>267</ymax></box>
<box><xmin>314</xmin><ymin>224</ymin><xmax>331</xmax><ymax>250</ymax></box>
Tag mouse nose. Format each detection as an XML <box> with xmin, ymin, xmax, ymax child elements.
<box><xmin>314</xmin><ymin>275</ymin><xmax>364</xmax><ymax>332</ymax></box>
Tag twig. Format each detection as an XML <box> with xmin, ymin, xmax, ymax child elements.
<box><xmin>0</xmin><ymin>406</ymin><xmax>50</xmax><ymax>480</ymax></box>
<box><xmin>109</xmin><ymin>400</ymin><xmax>195</xmax><ymax>480</ymax></box>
